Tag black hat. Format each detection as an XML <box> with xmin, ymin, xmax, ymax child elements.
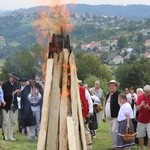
<box><xmin>8</xmin><ymin>73</ymin><xmax>19</xmax><ymax>80</ymax></box>
<box><xmin>29</xmin><ymin>74</ymin><xmax>36</xmax><ymax>80</ymax></box>
<box><xmin>19</xmin><ymin>77</ymin><xmax>28</xmax><ymax>82</ymax></box>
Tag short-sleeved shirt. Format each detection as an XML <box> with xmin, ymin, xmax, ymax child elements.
<box><xmin>117</xmin><ymin>102</ymin><xmax>134</xmax><ymax>122</ymax></box>
<box><xmin>136</xmin><ymin>93</ymin><xmax>150</xmax><ymax>123</ymax></box>
<box><xmin>89</xmin><ymin>87</ymin><xmax>105</xmax><ymax>104</ymax></box>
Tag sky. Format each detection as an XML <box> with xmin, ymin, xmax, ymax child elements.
<box><xmin>0</xmin><ymin>0</ymin><xmax>150</xmax><ymax>10</ymax></box>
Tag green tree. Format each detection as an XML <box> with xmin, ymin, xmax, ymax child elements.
<box><xmin>125</xmin><ymin>21</ymin><xmax>137</xmax><ymax>32</ymax></box>
<box><xmin>117</xmin><ymin>36</ymin><xmax>128</xmax><ymax>50</ymax></box>
<box><xmin>126</xmin><ymin>54</ymin><xmax>138</xmax><ymax>64</ymax></box>
<box><xmin>115</xmin><ymin>58</ymin><xmax>150</xmax><ymax>90</ymax></box>
<box><xmin>0</xmin><ymin>51</ymin><xmax>35</xmax><ymax>81</ymax></box>
<box><xmin>114</xmin><ymin>64</ymin><xmax>130</xmax><ymax>89</ymax></box>
<box><xmin>136</xmin><ymin>33</ymin><xmax>144</xmax><ymax>44</ymax></box>
<box><xmin>100</xmin><ymin>51</ymin><xmax>109</xmax><ymax>62</ymax></box>
<box><xmin>0</xmin><ymin>44</ymin><xmax>46</xmax><ymax>81</ymax></box>
<box><xmin>84</xmin><ymin>74</ymin><xmax>108</xmax><ymax>94</ymax></box>
<box><xmin>75</xmin><ymin>51</ymin><xmax>112</xmax><ymax>84</ymax></box>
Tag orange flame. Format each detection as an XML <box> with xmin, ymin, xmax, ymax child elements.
<box><xmin>33</xmin><ymin>0</ymin><xmax>75</xmax><ymax>80</ymax></box>
<box><xmin>33</xmin><ymin>0</ymin><xmax>75</xmax><ymax>43</ymax></box>
<box><xmin>41</xmin><ymin>50</ymin><xmax>48</xmax><ymax>81</ymax></box>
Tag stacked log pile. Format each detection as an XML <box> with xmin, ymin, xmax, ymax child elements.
<box><xmin>37</xmin><ymin>34</ymin><xmax>87</xmax><ymax>150</ymax></box>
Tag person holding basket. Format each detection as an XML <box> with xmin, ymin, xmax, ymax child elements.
<box><xmin>116</xmin><ymin>93</ymin><xmax>135</xmax><ymax>150</ymax></box>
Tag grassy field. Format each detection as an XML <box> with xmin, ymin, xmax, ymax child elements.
<box><xmin>92</xmin><ymin>121</ymin><xmax>140</xmax><ymax>150</ymax></box>
<box><xmin>0</xmin><ymin>121</ymin><xmax>144</xmax><ymax>150</ymax></box>
<box><xmin>93</xmin><ymin>121</ymin><xmax>112</xmax><ymax>150</ymax></box>
<box><xmin>0</xmin><ymin>130</ymin><xmax>37</xmax><ymax>150</ymax></box>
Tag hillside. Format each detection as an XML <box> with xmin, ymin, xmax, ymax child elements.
<box><xmin>0</xmin><ymin>4</ymin><xmax>150</xmax><ymax>59</ymax></box>
<box><xmin>1</xmin><ymin>4</ymin><xmax>150</xmax><ymax>19</ymax></box>
<box><xmin>68</xmin><ymin>4</ymin><xmax>150</xmax><ymax>19</ymax></box>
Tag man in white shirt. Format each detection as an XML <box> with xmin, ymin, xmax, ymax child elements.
<box><xmin>103</xmin><ymin>80</ymin><xmax>120</xmax><ymax>150</ymax></box>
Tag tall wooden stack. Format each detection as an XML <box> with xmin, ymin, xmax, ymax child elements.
<box><xmin>37</xmin><ymin>34</ymin><xmax>87</xmax><ymax>150</ymax></box>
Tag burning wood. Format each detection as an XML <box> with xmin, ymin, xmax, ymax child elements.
<box><xmin>37</xmin><ymin>31</ymin><xmax>87</xmax><ymax>150</ymax></box>
<box><xmin>48</xmin><ymin>29</ymin><xmax>72</xmax><ymax>58</ymax></box>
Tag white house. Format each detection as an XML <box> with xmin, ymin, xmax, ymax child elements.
<box><xmin>105</xmin><ymin>52</ymin><xmax>124</xmax><ymax>65</ymax></box>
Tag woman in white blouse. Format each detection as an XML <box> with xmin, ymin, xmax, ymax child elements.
<box><xmin>116</xmin><ymin>93</ymin><xmax>135</xmax><ymax>150</ymax></box>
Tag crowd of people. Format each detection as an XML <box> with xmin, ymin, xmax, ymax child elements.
<box><xmin>0</xmin><ymin>73</ymin><xmax>150</xmax><ymax>150</ymax></box>
<box><xmin>79</xmin><ymin>79</ymin><xmax>150</xmax><ymax>150</ymax></box>
<box><xmin>0</xmin><ymin>73</ymin><xmax>43</xmax><ymax>141</ymax></box>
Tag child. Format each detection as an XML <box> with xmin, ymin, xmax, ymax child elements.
<box><xmin>28</xmin><ymin>87</ymin><xmax>42</xmax><ymax>138</ymax></box>
<box><xmin>116</xmin><ymin>93</ymin><xmax>135</xmax><ymax>150</ymax></box>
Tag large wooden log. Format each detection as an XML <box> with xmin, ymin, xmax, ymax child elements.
<box><xmin>67</xmin><ymin>116</ymin><xmax>77</xmax><ymax>150</ymax></box>
<box><xmin>46</xmin><ymin>52</ymin><xmax>64</xmax><ymax>150</ymax></box>
<box><xmin>37</xmin><ymin>58</ymin><xmax>54</xmax><ymax>150</ymax></box>
<box><xmin>59</xmin><ymin>49</ymin><xmax>70</xmax><ymax>150</ymax></box>
<box><xmin>69</xmin><ymin>51</ymin><xmax>87</xmax><ymax>149</ymax></box>
<box><xmin>38</xmin><ymin>49</ymin><xmax>87</xmax><ymax>150</ymax></box>
<box><xmin>69</xmin><ymin>52</ymin><xmax>80</xmax><ymax>150</ymax></box>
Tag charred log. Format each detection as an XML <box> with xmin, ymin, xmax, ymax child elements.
<box><xmin>48</xmin><ymin>31</ymin><xmax>72</xmax><ymax>58</ymax></box>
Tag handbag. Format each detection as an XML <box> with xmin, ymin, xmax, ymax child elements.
<box><xmin>94</xmin><ymin>103</ymin><xmax>103</xmax><ymax>113</ymax></box>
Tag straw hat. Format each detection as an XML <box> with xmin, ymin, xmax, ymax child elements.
<box><xmin>108</xmin><ymin>80</ymin><xmax>118</xmax><ymax>87</ymax></box>
<box><xmin>8</xmin><ymin>73</ymin><xmax>19</xmax><ymax>80</ymax></box>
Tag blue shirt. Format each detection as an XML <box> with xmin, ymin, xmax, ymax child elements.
<box><xmin>0</xmin><ymin>86</ymin><xmax>4</xmax><ymax>102</ymax></box>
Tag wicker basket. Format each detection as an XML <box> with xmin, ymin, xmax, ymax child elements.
<box><xmin>118</xmin><ymin>131</ymin><xmax>136</xmax><ymax>142</ymax></box>
<box><xmin>94</xmin><ymin>104</ymin><xmax>103</xmax><ymax>113</ymax></box>
<box><xmin>122</xmin><ymin>131</ymin><xmax>136</xmax><ymax>142</ymax></box>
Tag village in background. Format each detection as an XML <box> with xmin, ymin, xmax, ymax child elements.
<box><xmin>0</xmin><ymin>4</ymin><xmax>150</xmax><ymax>91</ymax></box>
<box><xmin>0</xmin><ymin>3</ymin><xmax>150</xmax><ymax>150</ymax></box>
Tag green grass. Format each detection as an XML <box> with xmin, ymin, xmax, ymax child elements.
<box><xmin>0</xmin><ymin>131</ymin><xmax>37</xmax><ymax>150</ymax></box>
<box><xmin>93</xmin><ymin>121</ymin><xmax>112</xmax><ymax>150</ymax></box>
<box><xmin>0</xmin><ymin>121</ymin><xmax>146</xmax><ymax>150</ymax></box>
<box><xmin>92</xmin><ymin>121</ymin><xmax>146</xmax><ymax>150</ymax></box>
